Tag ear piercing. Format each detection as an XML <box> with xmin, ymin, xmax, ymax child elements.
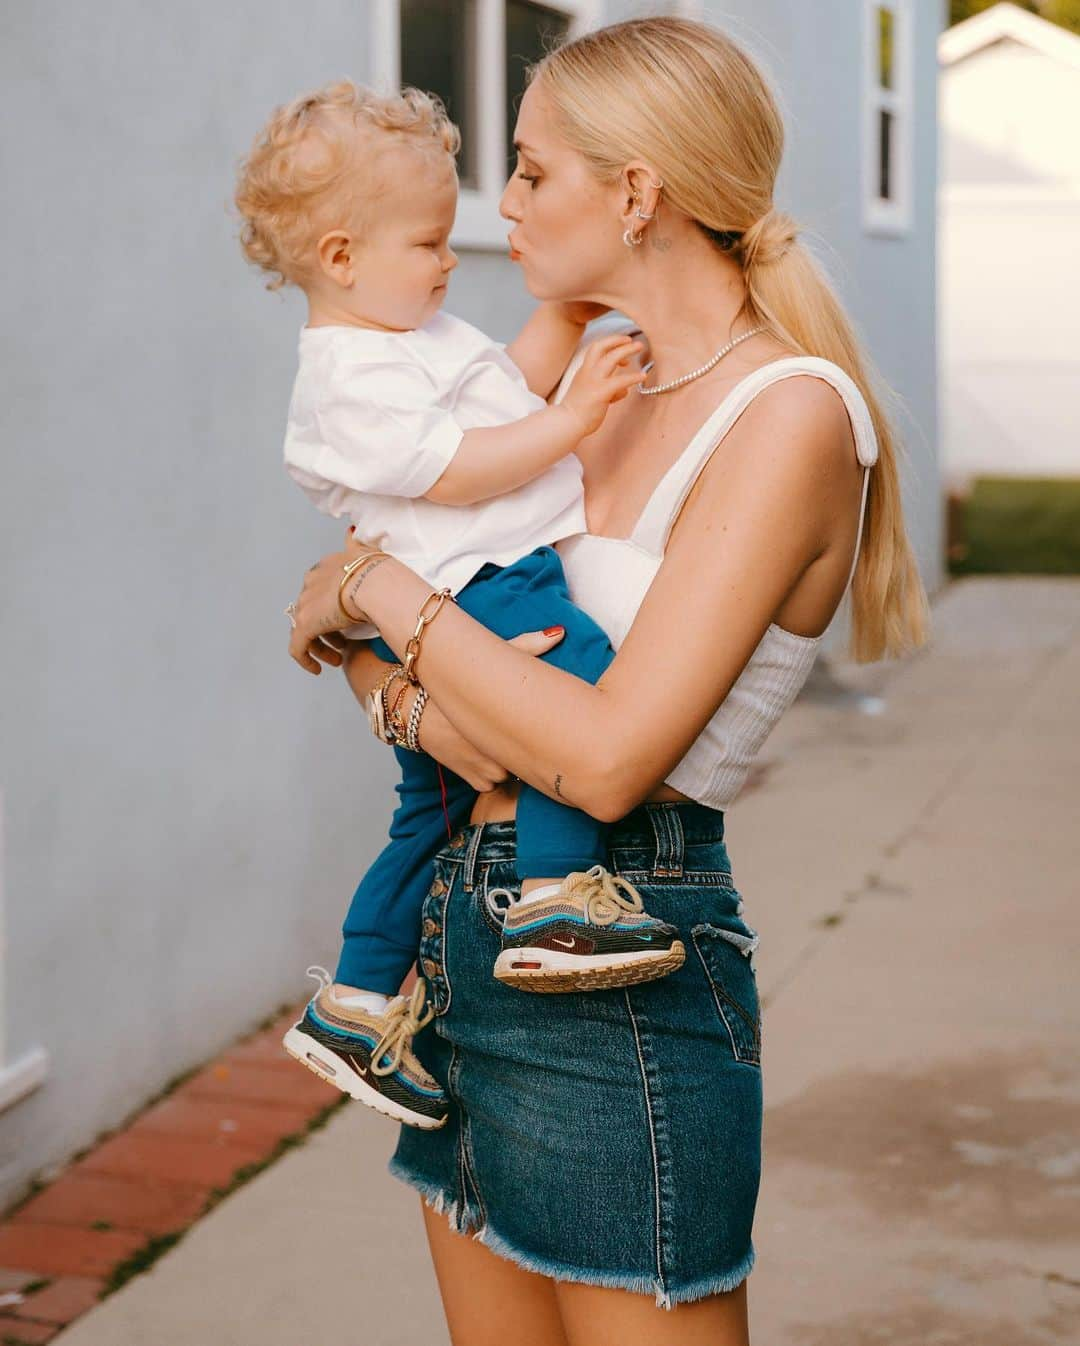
<box><xmin>626</xmin><ymin>177</ymin><xmax>664</xmax><ymax>245</ymax></box>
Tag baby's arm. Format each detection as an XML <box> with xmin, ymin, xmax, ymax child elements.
<box><xmin>505</xmin><ymin>302</ymin><xmax>602</xmax><ymax>399</ymax></box>
<box><xmin>424</xmin><ymin>333</ymin><xmax>643</xmax><ymax>507</ymax></box>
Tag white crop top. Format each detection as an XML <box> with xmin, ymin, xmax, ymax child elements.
<box><xmin>550</xmin><ymin>321</ymin><xmax>879</xmax><ymax>809</ymax></box>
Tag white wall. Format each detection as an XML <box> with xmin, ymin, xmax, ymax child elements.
<box><xmin>940</xmin><ymin>36</ymin><xmax>1080</xmax><ymax>482</ymax></box>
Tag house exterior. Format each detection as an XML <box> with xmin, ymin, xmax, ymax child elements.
<box><xmin>0</xmin><ymin>0</ymin><xmax>941</xmax><ymax>1208</ymax></box>
<box><xmin>939</xmin><ymin>2</ymin><xmax>1080</xmax><ymax>484</ymax></box>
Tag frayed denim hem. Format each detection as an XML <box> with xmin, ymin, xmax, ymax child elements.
<box><xmin>475</xmin><ymin>1224</ymin><xmax>757</xmax><ymax>1311</ymax></box>
<box><xmin>387</xmin><ymin>1156</ymin><xmax>476</xmax><ymax>1237</ymax></box>
<box><xmin>389</xmin><ymin>1155</ymin><xmax>755</xmax><ymax>1311</ymax></box>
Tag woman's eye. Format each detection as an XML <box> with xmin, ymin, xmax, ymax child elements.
<box><xmin>517</xmin><ymin>172</ymin><xmax>540</xmax><ymax>189</ymax></box>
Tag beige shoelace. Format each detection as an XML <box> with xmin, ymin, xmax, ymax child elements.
<box><xmin>560</xmin><ymin>864</ymin><xmax>646</xmax><ymax>927</ymax></box>
<box><xmin>370</xmin><ymin>979</ymin><xmax>435</xmax><ymax>1078</ymax></box>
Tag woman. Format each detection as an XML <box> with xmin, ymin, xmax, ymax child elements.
<box><xmin>287</xmin><ymin>16</ymin><xmax>927</xmax><ymax>1345</ymax></box>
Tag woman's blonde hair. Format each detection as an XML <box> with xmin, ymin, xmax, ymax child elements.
<box><xmin>531</xmin><ymin>17</ymin><xmax>928</xmax><ymax>661</ymax></box>
<box><xmin>234</xmin><ymin>80</ymin><xmax>460</xmax><ymax>292</ymax></box>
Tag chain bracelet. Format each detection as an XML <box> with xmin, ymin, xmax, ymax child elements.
<box><xmin>402</xmin><ymin>587</ymin><xmax>455</xmax><ymax>684</ymax></box>
<box><xmin>404</xmin><ymin>685</ymin><xmax>429</xmax><ymax>752</ymax></box>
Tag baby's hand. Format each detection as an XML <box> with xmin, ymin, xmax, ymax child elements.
<box><xmin>561</xmin><ymin>335</ymin><xmax>646</xmax><ymax>438</ymax></box>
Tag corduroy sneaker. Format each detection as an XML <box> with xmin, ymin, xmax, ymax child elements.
<box><xmin>282</xmin><ymin>967</ymin><xmax>448</xmax><ymax>1129</ymax></box>
<box><xmin>492</xmin><ymin>865</ymin><xmax>685</xmax><ymax>992</ymax></box>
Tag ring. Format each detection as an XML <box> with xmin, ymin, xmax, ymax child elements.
<box><xmin>284</xmin><ymin>602</ymin><xmax>297</xmax><ymax>629</ymax></box>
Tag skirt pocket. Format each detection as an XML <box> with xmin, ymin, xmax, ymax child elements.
<box><xmin>689</xmin><ymin>922</ymin><xmax>762</xmax><ymax>1067</ymax></box>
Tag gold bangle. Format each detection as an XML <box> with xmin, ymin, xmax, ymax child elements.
<box><xmin>402</xmin><ymin>587</ymin><xmax>455</xmax><ymax>685</ymax></box>
<box><xmin>338</xmin><ymin>550</ymin><xmax>391</xmax><ymax>625</ymax></box>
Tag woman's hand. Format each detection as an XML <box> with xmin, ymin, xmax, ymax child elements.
<box><xmin>410</xmin><ymin>628</ymin><xmax>566</xmax><ymax>791</ymax></box>
<box><xmin>287</xmin><ymin>530</ymin><xmax>385</xmax><ymax>674</ymax></box>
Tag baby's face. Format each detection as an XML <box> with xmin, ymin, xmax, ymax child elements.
<box><xmin>348</xmin><ymin>148</ymin><xmax>459</xmax><ymax>331</ymax></box>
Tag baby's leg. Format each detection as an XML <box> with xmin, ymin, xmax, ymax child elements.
<box><xmin>454</xmin><ymin>548</ymin><xmax>685</xmax><ymax>992</ymax></box>
<box><xmin>453</xmin><ymin>546</ymin><xmax>616</xmax><ymax>892</ymax></box>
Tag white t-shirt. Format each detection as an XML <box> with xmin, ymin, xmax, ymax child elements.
<box><xmin>283</xmin><ymin>310</ymin><xmax>587</xmax><ymax>638</ymax></box>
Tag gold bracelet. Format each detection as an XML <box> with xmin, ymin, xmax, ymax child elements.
<box><xmin>375</xmin><ymin>663</ymin><xmax>405</xmax><ymax>728</ymax></box>
<box><xmin>338</xmin><ymin>550</ymin><xmax>391</xmax><ymax>625</ymax></box>
<box><xmin>387</xmin><ymin>675</ymin><xmax>412</xmax><ymax>743</ymax></box>
<box><xmin>402</xmin><ymin>587</ymin><xmax>455</xmax><ymax>685</ymax></box>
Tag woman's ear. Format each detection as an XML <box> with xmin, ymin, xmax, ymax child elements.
<box><xmin>619</xmin><ymin>164</ymin><xmax>659</xmax><ymax>224</ymax></box>
<box><xmin>315</xmin><ymin>229</ymin><xmax>355</xmax><ymax>288</ymax></box>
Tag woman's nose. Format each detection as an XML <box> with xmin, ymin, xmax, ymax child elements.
<box><xmin>498</xmin><ymin>178</ymin><xmax>520</xmax><ymax>222</ymax></box>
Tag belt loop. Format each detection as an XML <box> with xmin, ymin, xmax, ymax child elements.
<box><xmin>463</xmin><ymin>823</ymin><xmax>484</xmax><ymax>892</ymax></box>
<box><xmin>649</xmin><ymin>804</ymin><xmax>685</xmax><ymax>878</ymax></box>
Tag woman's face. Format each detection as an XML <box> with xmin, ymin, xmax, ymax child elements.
<box><xmin>499</xmin><ymin>80</ymin><xmax>623</xmax><ymax>304</ymax></box>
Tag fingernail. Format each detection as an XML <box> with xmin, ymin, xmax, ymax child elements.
<box><xmin>348</xmin><ymin>524</ymin><xmax>356</xmax><ymax>534</ymax></box>
<box><xmin>544</xmin><ymin>625</ymin><xmax>565</xmax><ymax>637</ymax></box>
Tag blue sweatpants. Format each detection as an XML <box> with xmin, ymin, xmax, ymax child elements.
<box><xmin>334</xmin><ymin>545</ymin><xmax>616</xmax><ymax>994</ymax></box>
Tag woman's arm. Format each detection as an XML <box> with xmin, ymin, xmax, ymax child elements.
<box><xmin>340</xmin><ymin>631</ymin><xmax>570</xmax><ymax>795</ymax></box>
<box><xmin>291</xmin><ymin>377</ymin><xmax>855</xmax><ymax>822</ymax></box>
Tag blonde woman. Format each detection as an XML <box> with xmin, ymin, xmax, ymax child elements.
<box><xmin>287</xmin><ymin>16</ymin><xmax>927</xmax><ymax>1345</ymax></box>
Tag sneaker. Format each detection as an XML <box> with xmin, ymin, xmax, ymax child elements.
<box><xmin>492</xmin><ymin>865</ymin><xmax>685</xmax><ymax>992</ymax></box>
<box><xmin>282</xmin><ymin>967</ymin><xmax>448</xmax><ymax>1129</ymax></box>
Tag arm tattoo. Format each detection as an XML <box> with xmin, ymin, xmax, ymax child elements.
<box><xmin>344</xmin><ymin>555</ymin><xmax>390</xmax><ymax>617</ymax></box>
<box><xmin>554</xmin><ymin>773</ymin><xmax>564</xmax><ymax>799</ymax></box>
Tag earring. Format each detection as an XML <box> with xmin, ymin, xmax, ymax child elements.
<box><xmin>623</xmin><ymin>227</ymin><xmax>643</xmax><ymax>247</ymax></box>
<box><xmin>631</xmin><ymin>180</ymin><xmax>661</xmax><ymax>222</ymax></box>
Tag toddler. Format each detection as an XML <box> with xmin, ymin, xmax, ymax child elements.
<box><xmin>235</xmin><ymin>81</ymin><xmax>685</xmax><ymax>1130</ymax></box>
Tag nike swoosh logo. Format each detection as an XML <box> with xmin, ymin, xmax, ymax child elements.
<box><xmin>551</xmin><ymin>936</ymin><xmax>577</xmax><ymax>949</ymax></box>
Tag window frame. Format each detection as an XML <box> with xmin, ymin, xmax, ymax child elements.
<box><xmin>373</xmin><ymin>0</ymin><xmax>602</xmax><ymax>250</ymax></box>
<box><xmin>862</xmin><ymin>0</ymin><xmax>914</xmax><ymax>236</ymax></box>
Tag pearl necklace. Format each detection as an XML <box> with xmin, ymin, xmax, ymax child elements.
<box><xmin>637</xmin><ymin>324</ymin><xmax>767</xmax><ymax>396</ymax></box>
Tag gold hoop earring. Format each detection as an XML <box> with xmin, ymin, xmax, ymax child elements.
<box><xmin>623</xmin><ymin>227</ymin><xmax>644</xmax><ymax>248</ymax></box>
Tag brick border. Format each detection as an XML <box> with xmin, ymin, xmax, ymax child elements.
<box><xmin>0</xmin><ymin>998</ymin><xmax>349</xmax><ymax>1342</ymax></box>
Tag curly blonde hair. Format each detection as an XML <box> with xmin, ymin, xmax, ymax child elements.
<box><xmin>234</xmin><ymin>80</ymin><xmax>460</xmax><ymax>292</ymax></box>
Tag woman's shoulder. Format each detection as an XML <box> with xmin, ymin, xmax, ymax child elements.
<box><xmin>728</xmin><ymin>352</ymin><xmax>878</xmax><ymax>471</ymax></box>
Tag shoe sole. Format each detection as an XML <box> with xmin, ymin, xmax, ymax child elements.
<box><xmin>281</xmin><ymin>1026</ymin><xmax>448</xmax><ymax>1130</ymax></box>
<box><xmin>492</xmin><ymin>940</ymin><xmax>686</xmax><ymax>992</ymax></box>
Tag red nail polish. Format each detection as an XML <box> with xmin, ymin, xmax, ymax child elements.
<box><xmin>348</xmin><ymin>524</ymin><xmax>356</xmax><ymax>534</ymax></box>
<box><xmin>544</xmin><ymin>625</ymin><xmax>565</xmax><ymax>637</ymax></box>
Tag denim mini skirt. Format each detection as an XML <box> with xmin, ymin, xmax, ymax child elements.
<box><xmin>389</xmin><ymin>800</ymin><xmax>762</xmax><ymax>1310</ymax></box>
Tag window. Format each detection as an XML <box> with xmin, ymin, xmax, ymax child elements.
<box><xmin>504</xmin><ymin>3</ymin><xmax>571</xmax><ymax>178</ymax></box>
<box><xmin>373</xmin><ymin>0</ymin><xmax>601</xmax><ymax>248</ymax></box>
<box><xmin>862</xmin><ymin>0</ymin><xmax>913</xmax><ymax>235</ymax></box>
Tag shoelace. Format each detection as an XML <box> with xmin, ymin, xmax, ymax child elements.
<box><xmin>304</xmin><ymin>967</ymin><xmax>434</xmax><ymax>1078</ymax></box>
<box><xmin>565</xmin><ymin>864</ymin><xmax>647</xmax><ymax>926</ymax></box>
<box><xmin>493</xmin><ymin>865</ymin><xmax>647</xmax><ymax>928</ymax></box>
<box><xmin>368</xmin><ymin>980</ymin><xmax>435</xmax><ymax>1078</ymax></box>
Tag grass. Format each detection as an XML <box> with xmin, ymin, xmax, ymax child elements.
<box><xmin>949</xmin><ymin>477</ymin><xmax>1080</xmax><ymax>575</ymax></box>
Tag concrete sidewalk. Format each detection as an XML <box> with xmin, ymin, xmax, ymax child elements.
<box><xmin>54</xmin><ymin>578</ymin><xmax>1080</xmax><ymax>1346</ymax></box>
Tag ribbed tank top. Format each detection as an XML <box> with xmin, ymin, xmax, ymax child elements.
<box><xmin>550</xmin><ymin>322</ymin><xmax>879</xmax><ymax>809</ymax></box>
